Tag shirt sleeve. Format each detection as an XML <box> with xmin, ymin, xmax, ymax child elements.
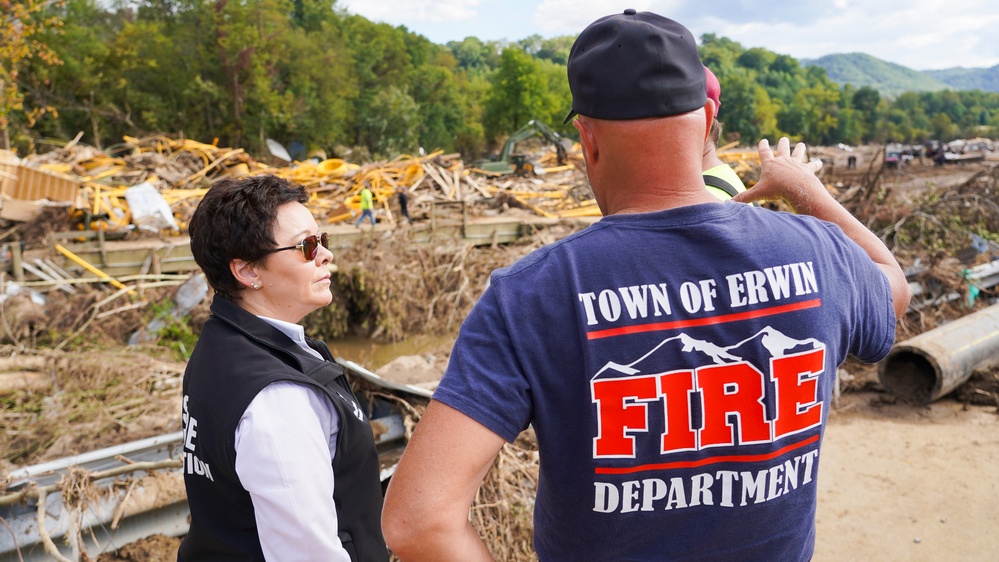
<box><xmin>827</xmin><ymin>224</ymin><xmax>897</xmax><ymax>363</ymax></box>
<box><xmin>433</xmin><ymin>283</ymin><xmax>534</xmax><ymax>443</ymax></box>
<box><xmin>234</xmin><ymin>381</ymin><xmax>349</xmax><ymax>562</ymax></box>
<box><xmin>853</xmin><ymin>261</ymin><xmax>895</xmax><ymax>363</ymax></box>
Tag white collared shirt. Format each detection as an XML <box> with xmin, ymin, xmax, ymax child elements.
<box><xmin>233</xmin><ymin>316</ymin><xmax>347</xmax><ymax>561</ymax></box>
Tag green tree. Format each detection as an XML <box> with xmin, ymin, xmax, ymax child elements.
<box><xmin>850</xmin><ymin>86</ymin><xmax>880</xmax><ymax>142</ymax></box>
<box><xmin>717</xmin><ymin>71</ymin><xmax>779</xmax><ymax>144</ymax></box>
<box><xmin>451</xmin><ymin>70</ymin><xmax>489</xmax><ymax>157</ymax></box>
<box><xmin>17</xmin><ymin>7</ymin><xmax>999</xmax><ymax>163</ymax></box>
<box><xmin>269</xmin><ymin>20</ymin><xmax>357</xmax><ymax>153</ymax></box>
<box><xmin>447</xmin><ymin>36</ymin><xmax>498</xmax><ymax>72</ymax></box>
<box><xmin>21</xmin><ymin>0</ymin><xmax>110</xmax><ymax>146</ymax></box>
<box><xmin>1</xmin><ymin>0</ymin><xmax>65</xmax><ymax>150</ymax></box>
<box><xmin>340</xmin><ymin>15</ymin><xmax>412</xmax><ymax>149</ymax></box>
<box><xmin>289</xmin><ymin>0</ymin><xmax>337</xmax><ymax>32</ymax></box>
<box><xmin>835</xmin><ymin>106</ymin><xmax>864</xmax><ymax>145</ymax></box>
<box><xmin>698</xmin><ymin>33</ymin><xmax>741</xmax><ymax>74</ymax></box>
<box><xmin>110</xmin><ymin>20</ymin><xmax>198</xmax><ymax>136</ymax></box>
<box><xmin>852</xmin><ymin>86</ymin><xmax>880</xmax><ymax>113</ymax></box>
<box><xmin>769</xmin><ymin>54</ymin><xmax>799</xmax><ymax>75</ymax></box>
<box><xmin>359</xmin><ymin>86</ymin><xmax>418</xmax><ymax>158</ymax></box>
<box><xmin>209</xmin><ymin>0</ymin><xmax>298</xmax><ymax>151</ymax></box>
<box><xmin>929</xmin><ymin>113</ymin><xmax>959</xmax><ymax>141</ymax></box>
<box><xmin>525</xmin><ymin>35</ymin><xmax>574</xmax><ymax>65</ymax></box>
<box><xmin>892</xmin><ymin>93</ymin><xmax>931</xmax><ymax>142</ymax></box>
<box><xmin>482</xmin><ymin>47</ymin><xmax>560</xmax><ymax>143</ymax></box>
<box><xmin>737</xmin><ymin>47</ymin><xmax>775</xmax><ymax>71</ymax></box>
<box><xmin>784</xmin><ymin>86</ymin><xmax>841</xmax><ymax>144</ymax></box>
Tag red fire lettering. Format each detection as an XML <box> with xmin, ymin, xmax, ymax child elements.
<box><xmin>591</xmin><ymin>348</ymin><xmax>828</xmax><ymax>459</ymax></box>
<box><xmin>592</xmin><ymin>375</ymin><xmax>659</xmax><ymax>458</ymax></box>
<box><xmin>697</xmin><ymin>363</ymin><xmax>771</xmax><ymax>448</ymax></box>
<box><xmin>771</xmin><ymin>348</ymin><xmax>824</xmax><ymax>438</ymax></box>
<box><xmin>658</xmin><ymin>370</ymin><xmax>697</xmax><ymax>453</ymax></box>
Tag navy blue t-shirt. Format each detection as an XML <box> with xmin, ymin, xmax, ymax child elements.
<box><xmin>433</xmin><ymin>202</ymin><xmax>894</xmax><ymax>561</ymax></box>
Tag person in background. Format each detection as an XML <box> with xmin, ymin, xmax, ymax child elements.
<box><xmin>934</xmin><ymin>144</ymin><xmax>947</xmax><ymax>166</ymax></box>
<box><xmin>702</xmin><ymin>65</ymin><xmax>748</xmax><ymax>200</ymax></box>
<box><xmin>179</xmin><ymin>175</ymin><xmax>388</xmax><ymax>562</ymax></box>
<box><xmin>396</xmin><ymin>186</ymin><xmax>413</xmax><ymax>224</ymax></box>
<box><xmin>355</xmin><ymin>183</ymin><xmax>376</xmax><ymax>228</ymax></box>
<box><xmin>381</xmin><ymin>9</ymin><xmax>909</xmax><ymax>562</ymax></box>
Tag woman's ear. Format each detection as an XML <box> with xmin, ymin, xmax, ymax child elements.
<box><xmin>230</xmin><ymin>259</ymin><xmax>260</xmax><ymax>290</ymax></box>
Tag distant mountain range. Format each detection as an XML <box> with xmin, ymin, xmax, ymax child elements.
<box><xmin>801</xmin><ymin>53</ymin><xmax>999</xmax><ymax>97</ymax></box>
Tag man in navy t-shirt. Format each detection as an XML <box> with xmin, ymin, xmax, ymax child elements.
<box><xmin>382</xmin><ymin>10</ymin><xmax>910</xmax><ymax>562</ymax></box>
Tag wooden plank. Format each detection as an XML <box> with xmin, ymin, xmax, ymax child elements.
<box><xmin>0</xmin><ymin>198</ymin><xmax>44</xmax><ymax>222</ymax></box>
<box><xmin>0</xmin><ymin>164</ymin><xmax>80</xmax><ymax>204</ymax></box>
<box><xmin>0</xmin><ymin>371</ymin><xmax>52</xmax><ymax>394</ymax></box>
<box><xmin>16</xmin><ymin>216</ymin><xmax>592</xmax><ymax>286</ymax></box>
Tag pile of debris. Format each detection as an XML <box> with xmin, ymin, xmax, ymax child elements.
<box><xmin>0</xmin><ymin>134</ymin><xmax>601</xmax><ymax>244</ymax></box>
<box><xmin>1</xmin><ymin>133</ymin><xmax>769</xmax><ymax>248</ymax></box>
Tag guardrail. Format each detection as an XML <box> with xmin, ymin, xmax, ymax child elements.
<box><xmin>0</xmin><ymin>360</ymin><xmax>432</xmax><ymax>561</ymax></box>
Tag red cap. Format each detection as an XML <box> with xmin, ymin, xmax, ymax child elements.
<box><xmin>704</xmin><ymin>65</ymin><xmax>721</xmax><ymax>115</ymax></box>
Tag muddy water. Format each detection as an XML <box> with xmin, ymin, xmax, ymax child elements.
<box><xmin>326</xmin><ymin>333</ymin><xmax>457</xmax><ymax>370</ymax></box>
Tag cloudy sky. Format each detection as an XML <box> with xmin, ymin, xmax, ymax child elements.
<box><xmin>338</xmin><ymin>0</ymin><xmax>999</xmax><ymax>71</ymax></box>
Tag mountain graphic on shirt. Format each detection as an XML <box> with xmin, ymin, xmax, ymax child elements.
<box><xmin>593</xmin><ymin>326</ymin><xmax>821</xmax><ymax>380</ymax></box>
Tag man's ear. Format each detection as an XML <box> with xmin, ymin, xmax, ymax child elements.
<box><xmin>230</xmin><ymin>259</ymin><xmax>260</xmax><ymax>290</ymax></box>
<box><xmin>573</xmin><ymin>118</ymin><xmax>598</xmax><ymax>165</ymax></box>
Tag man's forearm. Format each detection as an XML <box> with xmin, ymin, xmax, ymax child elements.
<box><xmin>391</xmin><ymin>523</ymin><xmax>495</xmax><ymax>562</ymax></box>
<box><xmin>791</xmin><ymin>181</ymin><xmax>910</xmax><ymax>317</ymax></box>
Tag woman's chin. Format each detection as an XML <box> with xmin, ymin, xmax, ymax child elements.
<box><xmin>314</xmin><ymin>291</ymin><xmax>334</xmax><ymax>309</ymax></box>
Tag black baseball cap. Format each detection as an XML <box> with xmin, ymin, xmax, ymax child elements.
<box><xmin>563</xmin><ymin>9</ymin><xmax>707</xmax><ymax>124</ymax></box>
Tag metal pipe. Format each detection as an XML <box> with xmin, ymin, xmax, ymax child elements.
<box><xmin>879</xmin><ymin>303</ymin><xmax>999</xmax><ymax>403</ymax></box>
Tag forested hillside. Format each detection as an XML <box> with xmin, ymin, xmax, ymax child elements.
<box><xmin>801</xmin><ymin>53</ymin><xmax>951</xmax><ymax>97</ymax></box>
<box><xmin>4</xmin><ymin>0</ymin><xmax>999</xmax><ymax>161</ymax></box>
<box><xmin>804</xmin><ymin>53</ymin><xmax>999</xmax><ymax>96</ymax></box>
<box><xmin>927</xmin><ymin>66</ymin><xmax>999</xmax><ymax>94</ymax></box>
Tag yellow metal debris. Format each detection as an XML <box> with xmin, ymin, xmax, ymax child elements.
<box><xmin>54</xmin><ymin>244</ymin><xmax>137</xmax><ymax>296</ymax></box>
<box><xmin>16</xmin><ymin>133</ymin><xmax>765</xmax><ymax>235</ymax></box>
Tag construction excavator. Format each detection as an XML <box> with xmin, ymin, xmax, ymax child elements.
<box><xmin>476</xmin><ymin>120</ymin><xmax>573</xmax><ymax>176</ymax></box>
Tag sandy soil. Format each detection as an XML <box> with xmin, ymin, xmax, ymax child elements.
<box><xmin>814</xmin><ymin>392</ymin><xmax>999</xmax><ymax>561</ymax></box>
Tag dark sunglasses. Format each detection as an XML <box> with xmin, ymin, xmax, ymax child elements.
<box><xmin>267</xmin><ymin>232</ymin><xmax>330</xmax><ymax>261</ymax></box>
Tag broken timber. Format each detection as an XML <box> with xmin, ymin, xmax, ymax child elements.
<box><xmin>14</xmin><ymin>214</ymin><xmax>598</xmax><ymax>287</ymax></box>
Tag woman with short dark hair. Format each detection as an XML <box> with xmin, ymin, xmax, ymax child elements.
<box><xmin>179</xmin><ymin>175</ymin><xmax>388</xmax><ymax>562</ymax></box>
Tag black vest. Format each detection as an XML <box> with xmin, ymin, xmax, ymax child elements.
<box><xmin>178</xmin><ymin>296</ymin><xmax>388</xmax><ymax>561</ymax></box>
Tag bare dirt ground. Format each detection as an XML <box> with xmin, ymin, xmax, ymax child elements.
<box><xmin>814</xmin><ymin>391</ymin><xmax>999</xmax><ymax>561</ymax></box>
<box><xmin>808</xmin><ymin>147</ymin><xmax>999</xmax><ymax>560</ymax></box>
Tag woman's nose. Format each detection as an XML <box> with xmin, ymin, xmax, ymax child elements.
<box><xmin>317</xmin><ymin>241</ymin><xmax>334</xmax><ymax>264</ymax></box>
